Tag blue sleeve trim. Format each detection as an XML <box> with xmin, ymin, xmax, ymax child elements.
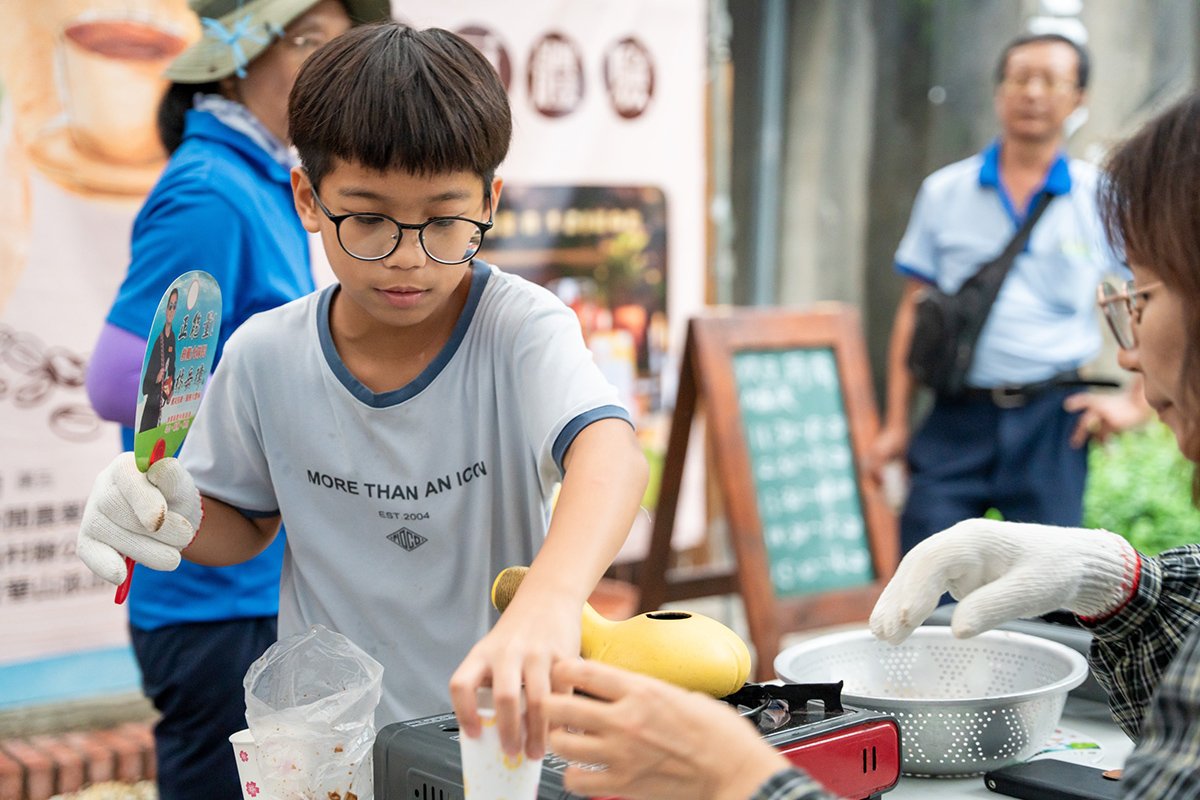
<box><xmin>894</xmin><ymin>262</ymin><xmax>935</xmax><ymax>284</ymax></box>
<box><xmin>235</xmin><ymin>506</ymin><xmax>281</xmax><ymax>519</ymax></box>
<box><xmin>204</xmin><ymin>494</ymin><xmax>280</xmax><ymax>519</ymax></box>
<box><xmin>552</xmin><ymin>405</ymin><xmax>634</xmax><ymax>475</ymax></box>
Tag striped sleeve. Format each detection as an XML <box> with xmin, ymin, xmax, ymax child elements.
<box><xmin>1118</xmin><ymin>622</ymin><xmax>1200</xmax><ymax>797</ymax></box>
<box><xmin>1084</xmin><ymin>544</ymin><xmax>1200</xmax><ymax>739</ymax></box>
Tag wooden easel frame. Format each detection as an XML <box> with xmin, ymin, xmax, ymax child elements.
<box><xmin>637</xmin><ymin>305</ymin><xmax>898</xmax><ymax>680</ymax></box>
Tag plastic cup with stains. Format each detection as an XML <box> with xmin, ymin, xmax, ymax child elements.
<box><xmin>229</xmin><ymin>728</ymin><xmax>267</xmax><ymax>800</ymax></box>
<box><xmin>459</xmin><ymin>688</ymin><xmax>543</xmax><ymax>799</ymax></box>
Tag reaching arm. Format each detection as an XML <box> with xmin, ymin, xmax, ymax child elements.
<box><xmin>529</xmin><ymin>418</ymin><xmax>649</xmax><ymax>621</ymax></box>
<box><xmin>864</xmin><ymin>279</ymin><xmax>925</xmax><ymax>481</ymax></box>
<box><xmin>86</xmin><ymin>323</ymin><xmax>147</xmax><ymax>428</ymax></box>
<box><xmin>450</xmin><ymin>417</ymin><xmax>648</xmax><ymax>760</ymax></box>
<box><xmin>545</xmin><ymin>659</ymin><xmax>830</xmax><ymax>800</ymax></box>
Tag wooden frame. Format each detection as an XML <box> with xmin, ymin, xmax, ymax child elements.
<box><xmin>637</xmin><ymin>304</ymin><xmax>898</xmax><ymax>680</ymax></box>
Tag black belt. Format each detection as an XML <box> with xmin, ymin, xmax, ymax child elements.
<box><xmin>951</xmin><ymin>371</ymin><xmax>1121</xmax><ymax>409</ymax></box>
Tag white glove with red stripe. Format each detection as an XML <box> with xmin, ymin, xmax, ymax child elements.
<box><xmin>870</xmin><ymin>518</ymin><xmax>1140</xmax><ymax>644</ymax></box>
<box><xmin>77</xmin><ymin>452</ymin><xmax>202</xmax><ymax>585</ymax></box>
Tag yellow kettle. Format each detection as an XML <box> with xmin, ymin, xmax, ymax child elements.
<box><xmin>491</xmin><ymin>566</ymin><xmax>752</xmax><ymax>698</ymax></box>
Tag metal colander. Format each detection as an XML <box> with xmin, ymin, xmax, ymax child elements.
<box><xmin>773</xmin><ymin>627</ymin><xmax>1089</xmax><ymax>777</ymax></box>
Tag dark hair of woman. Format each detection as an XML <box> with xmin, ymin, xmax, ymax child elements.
<box><xmin>157</xmin><ymin>81</ymin><xmax>222</xmax><ymax>154</ymax></box>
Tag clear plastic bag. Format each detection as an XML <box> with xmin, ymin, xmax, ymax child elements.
<box><xmin>244</xmin><ymin>624</ymin><xmax>384</xmax><ymax>800</ymax></box>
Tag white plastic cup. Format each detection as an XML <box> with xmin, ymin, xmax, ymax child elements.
<box><xmin>459</xmin><ymin>688</ymin><xmax>543</xmax><ymax>799</ymax></box>
<box><xmin>229</xmin><ymin>728</ymin><xmax>266</xmax><ymax>800</ymax></box>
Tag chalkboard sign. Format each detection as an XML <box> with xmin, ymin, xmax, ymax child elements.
<box><xmin>734</xmin><ymin>347</ymin><xmax>874</xmax><ymax>596</ymax></box>
<box><xmin>637</xmin><ymin>305</ymin><xmax>898</xmax><ymax>679</ymax></box>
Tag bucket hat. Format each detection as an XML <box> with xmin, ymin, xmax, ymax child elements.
<box><xmin>164</xmin><ymin>0</ymin><xmax>391</xmax><ymax>83</ymax></box>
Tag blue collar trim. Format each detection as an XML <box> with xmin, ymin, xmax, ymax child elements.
<box><xmin>317</xmin><ymin>260</ymin><xmax>492</xmax><ymax>408</ymax></box>
<box><xmin>979</xmin><ymin>139</ymin><xmax>1071</xmax><ymax>222</ymax></box>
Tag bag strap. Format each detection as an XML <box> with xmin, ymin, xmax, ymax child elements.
<box><xmin>963</xmin><ymin>190</ymin><xmax>1054</xmax><ymax>298</ymax></box>
<box><xmin>941</xmin><ymin>190</ymin><xmax>1055</xmax><ymax>393</ymax></box>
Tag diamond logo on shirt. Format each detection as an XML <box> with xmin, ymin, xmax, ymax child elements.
<box><xmin>387</xmin><ymin>527</ymin><xmax>428</xmax><ymax>552</ymax></box>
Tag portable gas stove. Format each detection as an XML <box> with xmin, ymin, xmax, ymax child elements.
<box><xmin>374</xmin><ymin>681</ymin><xmax>901</xmax><ymax>800</ymax></box>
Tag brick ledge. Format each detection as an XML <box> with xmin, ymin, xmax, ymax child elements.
<box><xmin>0</xmin><ymin>721</ymin><xmax>154</xmax><ymax>800</ymax></box>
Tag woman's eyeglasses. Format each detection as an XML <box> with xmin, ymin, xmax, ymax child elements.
<box><xmin>1096</xmin><ymin>279</ymin><xmax>1162</xmax><ymax>350</ymax></box>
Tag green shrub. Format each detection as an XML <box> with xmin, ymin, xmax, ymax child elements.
<box><xmin>1083</xmin><ymin>422</ymin><xmax>1200</xmax><ymax>555</ymax></box>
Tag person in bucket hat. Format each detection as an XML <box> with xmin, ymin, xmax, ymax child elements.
<box><xmin>165</xmin><ymin>0</ymin><xmax>390</xmax><ymax>82</ymax></box>
<box><xmin>84</xmin><ymin>2</ymin><xmax>388</xmax><ymax>799</ymax></box>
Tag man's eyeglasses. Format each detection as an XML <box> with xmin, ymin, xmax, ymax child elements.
<box><xmin>1000</xmin><ymin>73</ymin><xmax>1079</xmax><ymax>96</ymax></box>
<box><xmin>309</xmin><ymin>185</ymin><xmax>493</xmax><ymax>265</ymax></box>
<box><xmin>1097</xmin><ymin>279</ymin><xmax>1162</xmax><ymax>350</ymax></box>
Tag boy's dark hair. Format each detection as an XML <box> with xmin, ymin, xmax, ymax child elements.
<box><xmin>289</xmin><ymin>23</ymin><xmax>512</xmax><ymax>194</ymax></box>
<box><xmin>1099</xmin><ymin>93</ymin><xmax>1200</xmax><ymax>493</ymax></box>
<box><xmin>995</xmin><ymin>33</ymin><xmax>1090</xmax><ymax>90</ymax></box>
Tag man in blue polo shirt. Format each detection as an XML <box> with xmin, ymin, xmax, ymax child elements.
<box><xmin>866</xmin><ymin>33</ymin><xmax>1149</xmax><ymax>556</ymax></box>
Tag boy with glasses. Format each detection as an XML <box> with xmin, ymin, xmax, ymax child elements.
<box><xmin>76</xmin><ymin>21</ymin><xmax>648</xmax><ymax>763</ymax></box>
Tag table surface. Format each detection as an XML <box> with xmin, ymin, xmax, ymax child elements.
<box><xmin>886</xmin><ymin>696</ymin><xmax>1134</xmax><ymax>799</ymax></box>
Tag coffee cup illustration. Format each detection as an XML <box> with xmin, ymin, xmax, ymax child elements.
<box><xmin>58</xmin><ymin>12</ymin><xmax>187</xmax><ymax>165</ymax></box>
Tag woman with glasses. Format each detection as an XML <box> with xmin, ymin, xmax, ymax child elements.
<box><xmin>82</xmin><ymin>2</ymin><xmax>387</xmax><ymax>799</ymax></box>
<box><xmin>537</xmin><ymin>94</ymin><xmax>1200</xmax><ymax>800</ymax></box>
<box><xmin>872</xmin><ymin>92</ymin><xmax>1200</xmax><ymax>799</ymax></box>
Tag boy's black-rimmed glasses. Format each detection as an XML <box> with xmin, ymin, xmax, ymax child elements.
<box><xmin>309</xmin><ymin>184</ymin><xmax>493</xmax><ymax>265</ymax></box>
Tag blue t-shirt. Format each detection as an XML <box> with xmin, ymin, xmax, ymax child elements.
<box><xmin>107</xmin><ymin>109</ymin><xmax>312</xmax><ymax>629</ymax></box>
<box><xmin>894</xmin><ymin>139</ymin><xmax>1128</xmax><ymax>387</ymax></box>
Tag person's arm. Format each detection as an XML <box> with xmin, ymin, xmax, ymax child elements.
<box><xmin>1117</xmin><ymin>621</ymin><xmax>1200</xmax><ymax>797</ymax></box>
<box><xmin>1083</xmin><ymin>545</ymin><xmax>1200</xmax><ymax>739</ymax></box>
<box><xmin>181</xmin><ymin>495</ymin><xmax>280</xmax><ymax>566</ymax></box>
<box><xmin>864</xmin><ymin>279</ymin><xmax>925</xmax><ymax>482</ymax></box>
<box><xmin>450</xmin><ymin>418</ymin><xmax>648</xmax><ymax>760</ymax></box>
<box><xmin>86</xmin><ymin>323</ymin><xmax>147</xmax><ymax>428</ymax></box>
<box><xmin>544</xmin><ymin>659</ymin><xmax>833</xmax><ymax>800</ymax></box>
<box><xmin>866</xmin><ymin>520</ymin><xmax>1200</xmax><ymax>742</ymax></box>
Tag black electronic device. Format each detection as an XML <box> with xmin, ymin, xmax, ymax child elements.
<box><xmin>985</xmin><ymin>759</ymin><xmax>1124</xmax><ymax>800</ymax></box>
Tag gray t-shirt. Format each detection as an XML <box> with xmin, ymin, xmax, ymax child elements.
<box><xmin>180</xmin><ymin>261</ymin><xmax>630</xmax><ymax>723</ymax></box>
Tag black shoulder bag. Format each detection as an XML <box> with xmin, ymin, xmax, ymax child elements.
<box><xmin>907</xmin><ymin>191</ymin><xmax>1053</xmax><ymax>398</ymax></box>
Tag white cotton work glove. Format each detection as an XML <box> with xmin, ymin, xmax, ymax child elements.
<box><xmin>869</xmin><ymin>518</ymin><xmax>1139</xmax><ymax>645</ymax></box>
<box><xmin>77</xmin><ymin>452</ymin><xmax>202</xmax><ymax>585</ymax></box>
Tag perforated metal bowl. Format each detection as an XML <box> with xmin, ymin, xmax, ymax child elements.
<box><xmin>774</xmin><ymin>627</ymin><xmax>1089</xmax><ymax>777</ymax></box>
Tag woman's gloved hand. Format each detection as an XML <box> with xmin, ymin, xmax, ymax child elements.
<box><xmin>869</xmin><ymin>518</ymin><xmax>1140</xmax><ymax>644</ymax></box>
